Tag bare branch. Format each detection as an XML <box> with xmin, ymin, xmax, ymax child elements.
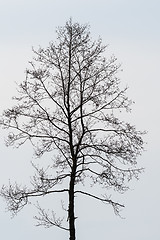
<box><xmin>34</xmin><ymin>203</ymin><xmax>69</xmax><ymax>231</ymax></box>
<box><xmin>75</xmin><ymin>190</ymin><xmax>124</xmax><ymax>215</ymax></box>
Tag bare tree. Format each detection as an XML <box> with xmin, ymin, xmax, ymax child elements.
<box><xmin>0</xmin><ymin>19</ymin><xmax>145</xmax><ymax>240</ymax></box>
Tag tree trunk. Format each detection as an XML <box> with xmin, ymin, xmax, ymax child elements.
<box><xmin>68</xmin><ymin>170</ymin><xmax>76</xmax><ymax>240</ymax></box>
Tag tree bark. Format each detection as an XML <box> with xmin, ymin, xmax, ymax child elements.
<box><xmin>69</xmin><ymin>168</ymin><xmax>76</xmax><ymax>240</ymax></box>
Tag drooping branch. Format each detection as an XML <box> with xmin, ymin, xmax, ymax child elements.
<box><xmin>0</xmin><ymin>182</ymin><xmax>69</xmax><ymax>215</ymax></box>
<box><xmin>75</xmin><ymin>190</ymin><xmax>124</xmax><ymax>215</ymax></box>
<box><xmin>34</xmin><ymin>203</ymin><xmax>69</xmax><ymax>231</ymax></box>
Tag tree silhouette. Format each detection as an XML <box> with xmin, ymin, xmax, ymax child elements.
<box><xmin>0</xmin><ymin>19</ymin><xmax>145</xmax><ymax>240</ymax></box>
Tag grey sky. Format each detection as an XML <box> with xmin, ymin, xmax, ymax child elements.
<box><xmin>0</xmin><ymin>0</ymin><xmax>160</xmax><ymax>239</ymax></box>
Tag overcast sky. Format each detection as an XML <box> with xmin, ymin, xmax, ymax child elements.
<box><xmin>0</xmin><ymin>0</ymin><xmax>160</xmax><ymax>239</ymax></box>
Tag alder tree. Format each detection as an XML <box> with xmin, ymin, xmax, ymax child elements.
<box><xmin>0</xmin><ymin>19</ymin><xmax>145</xmax><ymax>240</ymax></box>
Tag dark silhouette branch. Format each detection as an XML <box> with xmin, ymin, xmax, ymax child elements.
<box><xmin>75</xmin><ymin>190</ymin><xmax>124</xmax><ymax>215</ymax></box>
<box><xmin>34</xmin><ymin>203</ymin><xmax>69</xmax><ymax>231</ymax></box>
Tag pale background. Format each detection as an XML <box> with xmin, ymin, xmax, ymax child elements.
<box><xmin>0</xmin><ymin>0</ymin><xmax>159</xmax><ymax>239</ymax></box>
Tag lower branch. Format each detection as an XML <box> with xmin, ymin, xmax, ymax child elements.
<box><xmin>34</xmin><ymin>203</ymin><xmax>69</xmax><ymax>231</ymax></box>
<box><xmin>75</xmin><ymin>190</ymin><xmax>124</xmax><ymax>215</ymax></box>
<box><xmin>0</xmin><ymin>183</ymin><xmax>69</xmax><ymax>215</ymax></box>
